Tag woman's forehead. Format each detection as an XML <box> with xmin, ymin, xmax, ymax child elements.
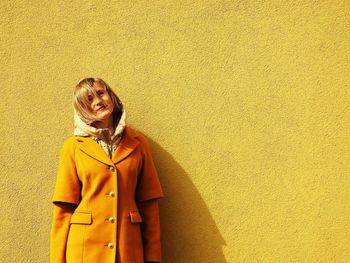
<box><xmin>85</xmin><ymin>83</ymin><xmax>105</xmax><ymax>95</ymax></box>
<box><xmin>92</xmin><ymin>82</ymin><xmax>105</xmax><ymax>91</ymax></box>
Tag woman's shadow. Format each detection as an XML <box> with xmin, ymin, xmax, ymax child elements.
<box><xmin>148</xmin><ymin>138</ymin><xmax>227</xmax><ymax>263</ymax></box>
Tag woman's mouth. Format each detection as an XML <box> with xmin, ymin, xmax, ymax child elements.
<box><xmin>96</xmin><ymin>106</ymin><xmax>106</xmax><ymax>112</ymax></box>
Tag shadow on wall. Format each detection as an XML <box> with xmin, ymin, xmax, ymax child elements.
<box><xmin>148</xmin><ymin>138</ymin><xmax>227</xmax><ymax>263</ymax></box>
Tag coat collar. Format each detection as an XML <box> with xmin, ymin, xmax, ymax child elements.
<box><xmin>76</xmin><ymin>126</ymin><xmax>140</xmax><ymax>166</ymax></box>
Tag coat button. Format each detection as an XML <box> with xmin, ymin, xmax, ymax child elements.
<box><xmin>109</xmin><ymin>166</ymin><xmax>115</xmax><ymax>172</ymax></box>
<box><xmin>108</xmin><ymin>216</ymin><xmax>116</xmax><ymax>223</ymax></box>
<box><xmin>107</xmin><ymin>242</ymin><xmax>114</xmax><ymax>249</ymax></box>
<box><xmin>108</xmin><ymin>191</ymin><xmax>115</xmax><ymax>197</ymax></box>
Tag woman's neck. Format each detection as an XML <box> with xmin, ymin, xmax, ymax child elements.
<box><xmin>94</xmin><ymin>118</ymin><xmax>114</xmax><ymax>132</ymax></box>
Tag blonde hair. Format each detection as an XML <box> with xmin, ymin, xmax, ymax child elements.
<box><xmin>73</xmin><ymin>77</ymin><xmax>123</xmax><ymax>125</ymax></box>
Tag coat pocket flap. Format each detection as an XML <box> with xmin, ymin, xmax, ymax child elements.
<box><xmin>129</xmin><ymin>210</ymin><xmax>143</xmax><ymax>223</ymax></box>
<box><xmin>70</xmin><ymin>211</ymin><xmax>92</xmax><ymax>225</ymax></box>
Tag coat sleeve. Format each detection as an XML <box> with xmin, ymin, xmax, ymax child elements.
<box><xmin>50</xmin><ymin>138</ymin><xmax>81</xmax><ymax>263</ymax></box>
<box><xmin>50</xmin><ymin>202</ymin><xmax>76</xmax><ymax>263</ymax></box>
<box><xmin>135</xmin><ymin>135</ymin><xmax>164</xmax><ymax>202</ymax></box>
<box><xmin>135</xmin><ymin>134</ymin><xmax>164</xmax><ymax>262</ymax></box>
<box><xmin>52</xmin><ymin>138</ymin><xmax>81</xmax><ymax>205</ymax></box>
<box><xmin>138</xmin><ymin>199</ymin><xmax>162</xmax><ymax>262</ymax></box>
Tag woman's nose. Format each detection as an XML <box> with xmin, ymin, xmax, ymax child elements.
<box><xmin>93</xmin><ymin>96</ymin><xmax>103</xmax><ymax>106</ymax></box>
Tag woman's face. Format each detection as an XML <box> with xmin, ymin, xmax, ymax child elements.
<box><xmin>87</xmin><ymin>83</ymin><xmax>114</xmax><ymax>121</ymax></box>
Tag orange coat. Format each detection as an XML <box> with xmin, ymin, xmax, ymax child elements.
<box><xmin>50</xmin><ymin>127</ymin><xmax>164</xmax><ymax>263</ymax></box>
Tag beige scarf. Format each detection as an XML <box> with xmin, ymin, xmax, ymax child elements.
<box><xmin>73</xmin><ymin>109</ymin><xmax>127</xmax><ymax>158</ymax></box>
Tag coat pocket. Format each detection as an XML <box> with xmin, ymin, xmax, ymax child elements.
<box><xmin>70</xmin><ymin>211</ymin><xmax>92</xmax><ymax>225</ymax></box>
<box><xmin>129</xmin><ymin>210</ymin><xmax>143</xmax><ymax>223</ymax></box>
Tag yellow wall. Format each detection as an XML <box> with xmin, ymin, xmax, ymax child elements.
<box><xmin>1</xmin><ymin>1</ymin><xmax>349</xmax><ymax>262</ymax></box>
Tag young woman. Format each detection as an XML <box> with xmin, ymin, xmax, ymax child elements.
<box><xmin>50</xmin><ymin>78</ymin><xmax>164</xmax><ymax>263</ymax></box>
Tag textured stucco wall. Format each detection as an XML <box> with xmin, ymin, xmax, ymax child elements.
<box><xmin>1</xmin><ymin>1</ymin><xmax>350</xmax><ymax>262</ymax></box>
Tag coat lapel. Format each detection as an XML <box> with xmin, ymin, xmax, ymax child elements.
<box><xmin>77</xmin><ymin>137</ymin><xmax>115</xmax><ymax>166</ymax></box>
<box><xmin>112</xmin><ymin>127</ymin><xmax>139</xmax><ymax>165</ymax></box>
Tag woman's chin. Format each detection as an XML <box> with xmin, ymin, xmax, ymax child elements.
<box><xmin>96</xmin><ymin>111</ymin><xmax>112</xmax><ymax>119</ymax></box>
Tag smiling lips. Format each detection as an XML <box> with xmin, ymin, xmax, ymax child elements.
<box><xmin>96</xmin><ymin>106</ymin><xmax>106</xmax><ymax>112</ymax></box>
